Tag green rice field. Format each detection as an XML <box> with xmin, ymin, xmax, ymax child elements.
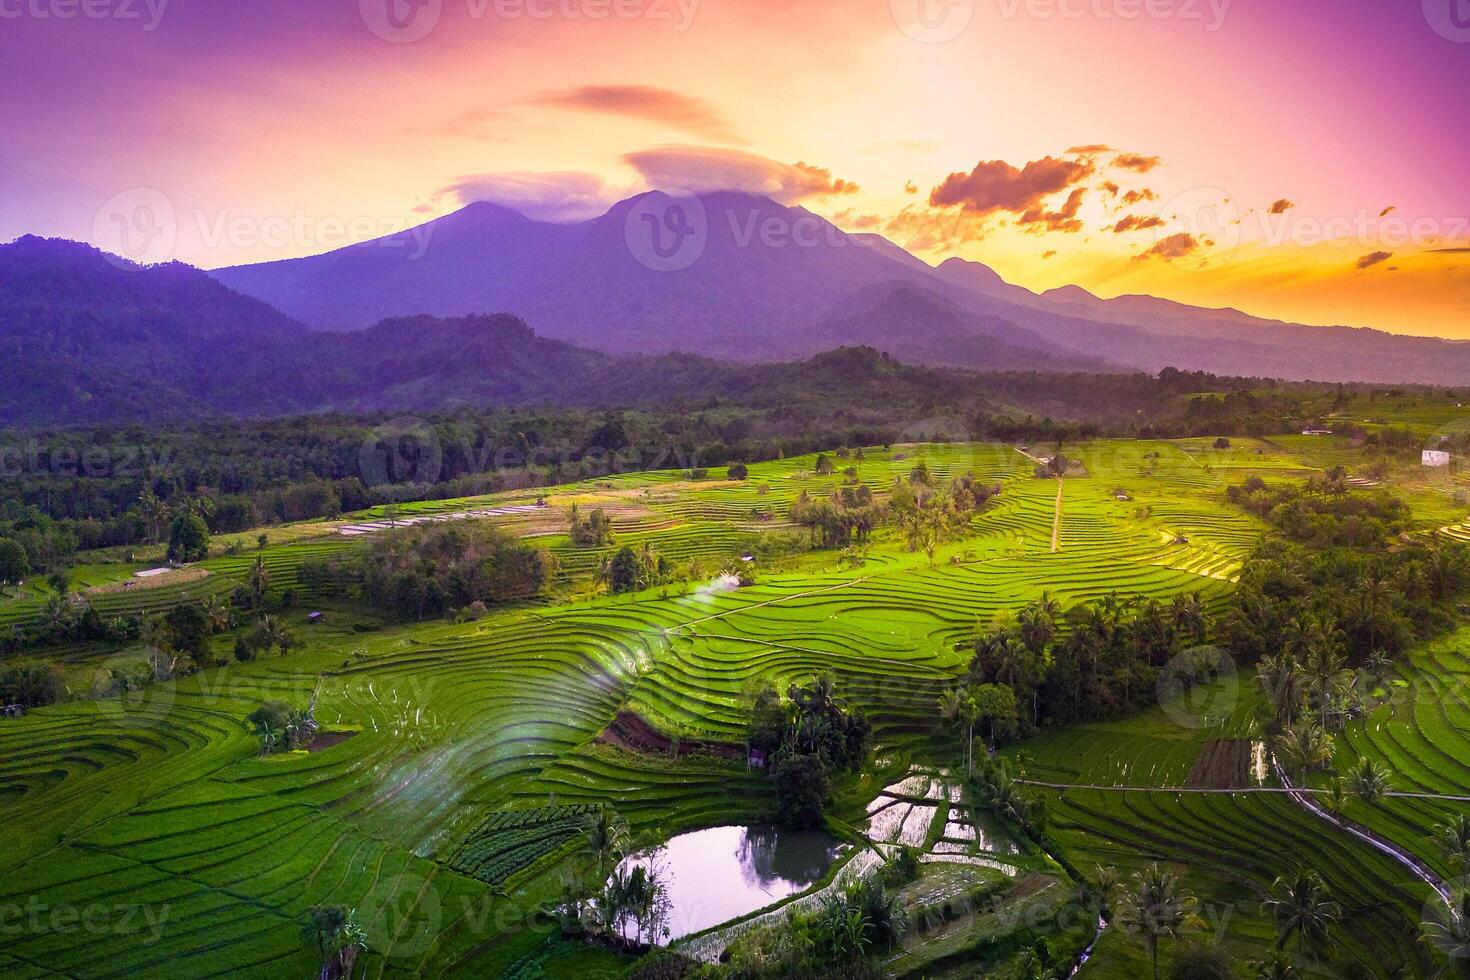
<box><xmin>2</xmin><ymin>436</ymin><xmax>1466</xmax><ymax>977</ymax></box>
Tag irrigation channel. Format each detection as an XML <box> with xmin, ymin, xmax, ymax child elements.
<box><xmin>1019</xmin><ymin>772</ymin><xmax>1455</xmax><ymax>908</ymax></box>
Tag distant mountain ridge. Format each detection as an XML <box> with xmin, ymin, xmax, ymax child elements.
<box><xmin>207</xmin><ymin>191</ymin><xmax>1470</xmax><ymax>385</ymax></box>
<box><xmin>0</xmin><ymin>236</ymin><xmax>1037</xmax><ymax>425</ymax></box>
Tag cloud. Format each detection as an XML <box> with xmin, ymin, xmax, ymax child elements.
<box><xmin>1121</xmin><ymin>188</ymin><xmax>1157</xmax><ymax>206</ymax></box>
<box><xmin>438</xmin><ymin>171</ymin><xmax>616</xmax><ymax>221</ymax></box>
<box><xmin>1356</xmin><ymin>250</ymin><xmax>1393</xmax><ymax>270</ymax></box>
<box><xmin>1268</xmin><ymin>199</ymin><xmax>1296</xmax><ymax>214</ymax></box>
<box><xmin>1067</xmin><ymin>144</ymin><xmax>1114</xmax><ymax>155</ymax></box>
<box><xmin>1019</xmin><ymin>187</ymin><xmax>1087</xmax><ymax>234</ymax></box>
<box><xmin>1428</xmin><ymin>247</ymin><xmax>1470</xmax><ymax>254</ymax></box>
<box><xmin>904</xmin><ymin>181</ymin><xmax>918</xmax><ymax>194</ymax></box>
<box><xmin>1112</xmin><ymin>213</ymin><xmax>1166</xmax><ymax>233</ymax></box>
<box><xmin>831</xmin><ymin>208</ymin><xmax>884</xmax><ymax>231</ymax></box>
<box><xmin>1379</xmin><ymin>205</ymin><xmax>1396</xmax><ymax>217</ymax></box>
<box><xmin>623</xmin><ymin>145</ymin><xmax>858</xmax><ymax>202</ymax></box>
<box><xmin>1100</xmin><ymin>181</ymin><xmax>1121</xmax><ymax>198</ymax></box>
<box><xmin>1134</xmin><ymin>233</ymin><xmax>1200</xmax><ymax>262</ymax></box>
<box><xmin>1041</xmin><ymin>249</ymin><xmax>1057</xmax><ymax>259</ymax></box>
<box><xmin>881</xmin><ymin>204</ymin><xmax>985</xmax><ymax>252</ymax></box>
<box><xmin>536</xmin><ymin>85</ymin><xmax>742</xmax><ymax>142</ymax></box>
<box><xmin>928</xmin><ymin>155</ymin><xmax>1094</xmax><ymax>217</ymax></box>
<box><xmin>1112</xmin><ymin>153</ymin><xmax>1164</xmax><ymax>173</ymax></box>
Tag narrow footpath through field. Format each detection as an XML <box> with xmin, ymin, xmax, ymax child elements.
<box><xmin>1051</xmin><ymin>479</ymin><xmax>1063</xmax><ymax>553</ymax></box>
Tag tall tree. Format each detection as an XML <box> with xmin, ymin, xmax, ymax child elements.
<box><xmin>1262</xmin><ymin>871</ymin><xmax>1340</xmax><ymax>958</ymax></box>
<box><xmin>1119</xmin><ymin>864</ymin><xmax>1200</xmax><ymax>980</ymax></box>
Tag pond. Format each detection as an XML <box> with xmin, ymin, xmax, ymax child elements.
<box><xmin>612</xmin><ymin>824</ymin><xmax>844</xmax><ymax>942</ymax></box>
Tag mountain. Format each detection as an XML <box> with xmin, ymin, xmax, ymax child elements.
<box><xmin>0</xmin><ymin>237</ymin><xmax>1030</xmax><ymax>425</ymax></box>
<box><xmin>0</xmin><ymin>236</ymin><xmax>310</xmax><ymax>422</ymax></box>
<box><xmin>211</xmin><ymin>193</ymin><xmax>1470</xmax><ymax>385</ymax></box>
<box><xmin>806</xmin><ymin>282</ymin><xmax>1107</xmax><ymax>373</ymax></box>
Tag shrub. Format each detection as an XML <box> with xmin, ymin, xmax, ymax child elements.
<box><xmin>773</xmin><ymin>752</ymin><xmax>829</xmax><ymax>828</ymax></box>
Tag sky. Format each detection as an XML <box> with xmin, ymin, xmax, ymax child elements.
<box><xmin>2</xmin><ymin>0</ymin><xmax>1468</xmax><ymax>337</ymax></box>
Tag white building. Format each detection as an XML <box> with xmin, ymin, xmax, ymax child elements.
<box><xmin>1423</xmin><ymin>449</ymin><xmax>1451</xmax><ymax>467</ymax></box>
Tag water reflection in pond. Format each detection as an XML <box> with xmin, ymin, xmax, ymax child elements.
<box><xmin>613</xmin><ymin>824</ymin><xmax>843</xmax><ymax>942</ymax></box>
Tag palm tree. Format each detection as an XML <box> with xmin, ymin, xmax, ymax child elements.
<box><xmin>1250</xmin><ymin>951</ymin><xmax>1302</xmax><ymax>979</ymax></box>
<box><xmin>202</xmin><ymin>595</ymin><xmax>232</xmax><ymax>634</ymax></box>
<box><xmin>1256</xmin><ymin>653</ymin><xmax>1301</xmax><ymax>728</ymax></box>
<box><xmin>1323</xmin><ymin>775</ymin><xmax>1348</xmax><ymax>817</ymax></box>
<box><xmin>301</xmin><ymin>905</ymin><xmax>367</xmax><ymax>980</ymax></box>
<box><xmin>1422</xmin><ymin>889</ymin><xmax>1470</xmax><ymax>978</ymax></box>
<box><xmin>1169</xmin><ymin>593</ymin><xmax>1209</xmax><ymax>644</ymax></box>
<box><xmin>137</xmin><ymin>488</ymin><xmax>168</xmax><ymax>546</ymax></box>
<box><xmin>1276</xmin><ymin>721</ymin><xmax>1334</xmax><ymax>776</ymax></box>
<box><xmin>1299</xmin><ymin>645</ymin><xmax>1353</xmax><ymax>728</ymax></box>
<box><xmin>258</xmin><ymin>615</ymin><xmax>295</xmax><ymax>657</ymax></box>
<box><xmin>1017</xmin><ymin>601</ymin><xmax>1056</xmax><ymax>654</ymax></box>
<box><xmin>938</xmin><ymin>686</ymin><xmax>979</xmax><ymax>775</ymax></box>
<box><xmin>1118</xmin><ymin>864</ymin><xmax>1199</xmax><ymax>980</ymax></box>
<box><xmin>1263</xmin><ymin>871</ymin><xmax>1340</xmax><ymax>958</ymax></box>
<box><xmin>1436</xmin><ymin>814</ymin><xmax>1470</xmax><ymax>872</ymax></box>
<box><xmin>1351</xmin><ymin>757</ymin><xmax>1392</xmax><ymax>805</ymax></box>
<box><xmin>248</xmin><ymin>556</ymin><xmax>271</xmax><ymax>607</ymax></box>
<box><xmin>1365</xmin><ymin>649</ymin><xmax>1393</xmax><ymax>686</ymax></box>
<box><xmin>585</xmin><ymin>807</ymin><xmax>630</xmax><ymax>878</ymax></box>
<box><xmin>1083</xmin><ymin>864</ymin><xmax>1120</xmax><ymax>920</ymax></box>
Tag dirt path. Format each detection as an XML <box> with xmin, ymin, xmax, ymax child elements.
<box><xmin>1019</xmin><ymin>772</ymin><xmax>1454</xmax><ymax>907</ymax></box>
<box><xmin>1051</xmin><ymin>479</ymin><xmax>1063</xmax><ymax>553</ymax></box>
<box><xmin>1273</xmin><ymin>759</ymin><xmax>1451</xmax><ymax>906</ymax></box>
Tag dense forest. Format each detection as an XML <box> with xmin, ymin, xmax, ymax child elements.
<box><xmin>0</xmin><ymin>358</ymin><xmax>1385</xmax><ymax>572</ymax></box>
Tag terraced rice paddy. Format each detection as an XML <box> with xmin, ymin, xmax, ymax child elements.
<box><xmin>4</xmin><ymin>437</ymin><xmax>1462</xmax><ymax>977</ymax></box>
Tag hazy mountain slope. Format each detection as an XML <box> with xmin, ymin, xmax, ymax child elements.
<box><xmin>209</xmin><ymin>191</ymin><xmax>1470</xmax><ymax>383</ymax></box>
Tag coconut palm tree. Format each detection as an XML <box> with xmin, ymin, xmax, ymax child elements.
<box><xmin>1276</xmin><ymin>720</ymin><xmax>1334</xmax><ymax>776</ymax></box>
<box><xmin>1436</xmin><ymin>814</ymin><xmax>1470</xmax><ymax>872</ymax></box>
<box><xmin>585</xmin><ymin>807</ymin><xmax>630</xmax><ymax>878</ymax></box>
<box><xmin>301</xmin><ymin>905</ymin><xmax>367</xmax><ymax>980</ymax></box>
<box><xmin>1323</xmin><ymin>775</ymin><xmax>1348</xmax><ymax>817</ymax></box>
<box><xmin>1250</xmin><ymin>951</ymin><xmax>1303</xmax><ymax>979</ymax></box>
<box><xmin>202</xmin><ymin>595</ymin><xmax>232</xmax><ymax>634</ymax></box>
<box><xmin>938</xmin><ymin>686</ymin><xmax>979</xmax><ymax>775</ymax></box>
<box><xmin>1422</xmin><ymin>889</ymin><xmax>1470</xmax><ymax>978</ymax></box>
<box><xmin>257</xmin><ymin>615</ymin><xmax>295</xmax><ymax>657</ymax></box>
<box><xmin>1256</xmin><ymin>653</ymin><xmax>1302</xmax><ymax>728</ymax></box>
<box><xmin>1263</xmin><ymin>871</ymin><xmax>1340</xmax><ymax>958</ymax></box>
<box><xmin>1299</xmin><ymin>645</ymin><xmax>1353</xmax><ymax>728</ymax></box>
<box><xmin>248</xmin><ymin>555</ymin><xmax>271</xmax><ymax>607</ymax></box>
<box><xmin>1169</xmin><ymin>593</ymin><xmax>1209</xmax><ymax>644</ymax></box>
<box><xmin>1118</xmin><ymin>864</ymin><xmax>1200</xmax><ymax>980</ymax></box>
<box><xmin>1017</xmin><ymin>601</ymin><xmax>1056</xmax><ymax>654</ymax></box>
<box><xmin>1351</xmin><ymin>757</ymin><xmax>1392</xmax><ymax>805</ymax></box>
